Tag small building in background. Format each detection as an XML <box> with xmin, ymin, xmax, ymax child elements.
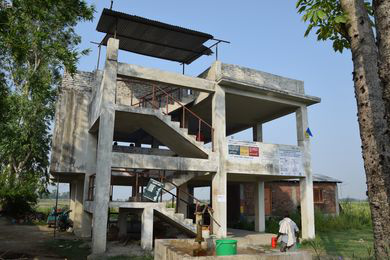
<box><xmin>228</xmin><ymin>174</ymin><xmax>341</xmax><ymax>227</ymax></box>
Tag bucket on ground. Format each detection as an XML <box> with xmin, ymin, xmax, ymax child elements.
<box><xmin>215</xmin><ymin>239</ymin><xmax>237</xmax><ymax>256</ymax></box>
<box><xmin>271</xmin><ymin>237</ymin><xmax>277</xmax><ymax>248</ymax></box>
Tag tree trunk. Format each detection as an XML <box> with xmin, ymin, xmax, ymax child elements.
<box><xmin>373</xmin><ymin>0</ymin><xmax>390</xmax><ymax>131</ymax></box>
<box><xmin>340</xmin><ymin>0</ymin><xmax>390</xmax><ymax>258</ymax></box>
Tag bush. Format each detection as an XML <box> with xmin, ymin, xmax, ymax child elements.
<box><xmin>315</xmin><ymin>200</ymin><xmax>371</xmax><ymax>232</ymax></box>
<box><xmin>0</xmin><ymin>172</ymin><xmax>40</xmax><ymax>218</ymax></box>
<box><xmin>266</xmin><ymin>201</ymin><xmax>372</xmax><ymax>234</ymax></box>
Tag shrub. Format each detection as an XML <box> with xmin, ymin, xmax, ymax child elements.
<box><xmin>0</xmin><ymin>171</ymin><xmax>40</xmax><ymax>218</ymax></box>
<box><xmin>265</xmin><ymin>201</ymin><xmax>371</xmax><ymax>234</ymax></box>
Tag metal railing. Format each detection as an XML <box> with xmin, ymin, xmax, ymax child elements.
<box><xmin>122</xmin><ymin>82</ymin><xmax>214</xmax><ymax>151</ymax></box>
<box><xmin>160</xmin><ymin>176</ymin><xmax>221</xmax><ymax>228</ymax></box>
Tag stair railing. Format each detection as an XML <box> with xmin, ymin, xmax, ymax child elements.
<box><xmin>160</xmin><ymin>176</ymin><xmax>221</xmax><ymax>228</ymax></box>
<box><xmin>131</xmin><ymin>84</ymin><xmax>215</xmax><ymax>152</ymax></box>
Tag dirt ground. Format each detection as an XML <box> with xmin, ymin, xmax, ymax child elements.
<box><xmin>0</xmin><ymin>216</ymin><xmax>85</xmax><ymax>259</ymax></box>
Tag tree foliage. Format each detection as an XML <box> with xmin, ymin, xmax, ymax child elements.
<box><xmin>0</xmin><ymin>0</ymin><xmax>94</xmax><ymax>216</ymax></box>
<box><xmin>296</xmin><ymin>0</ymin><xmax>373</xmax><ymax>52</ymax></box>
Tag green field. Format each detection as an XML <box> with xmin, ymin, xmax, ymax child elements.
<box><xmin>36</xmin><ymin>199</ymin><xmax>70</xmax><ymax>215</ymax></box>
<box><xmin>302</xmin><ymin>201</ymin><xmax>374</xmax><ymax>259</ymax></box>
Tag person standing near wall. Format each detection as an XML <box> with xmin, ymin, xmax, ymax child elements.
<box><xmin>276</xmin><ymin>213</ymin><xmax>300</xmax><ymax>252</ymax></box>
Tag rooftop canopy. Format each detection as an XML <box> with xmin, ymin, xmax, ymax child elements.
<box><xmin>96</xmin><ymin>8</ymin><xmax>214</xmax><ymax>64</ymax></box>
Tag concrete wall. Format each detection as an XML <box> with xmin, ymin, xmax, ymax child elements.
<box><xmin>199</xmin><ymin>61</ymin><xmax>305</xmax><ymax>95</ymax></box>
<box><xmin>154</xmin><ymin>239</ymin><xmax>312</xmax><ymax>260</ymax></box>
<box><xmin>50</xmin><ymin>71</ymin><xmax>99</xmax><ymax>174</ymax></box>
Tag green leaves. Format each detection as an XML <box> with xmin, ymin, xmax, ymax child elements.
<box><xmin>0</xmin><ymin>0</ymin><xmax>95</xmax><ymax>208</ymax></box>
<box><xmin>296</xmin><ymin>0</ymin><xmax>353</xmax><ymax>53</ymax></box>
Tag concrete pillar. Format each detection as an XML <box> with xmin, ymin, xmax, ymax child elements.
<box><xmin>72</xmin><ymin>178</ymin><xmax>85</xmax><ymax>236</ymax></box>
<box><xmin>253</xmin><ymin>123</ymin><xmax>263</xmax><ymax>142</ymax></box>
<box><xmin>178</xmin><ymin>183</ymin><xmax>189</xmax><ymax>218</ymax></box>
<box><xmin>254</xmin><ymin>181</ymin><xmax>266</xmax><ymax>232</ymax></box>
<box><xmin>69</xmin><ymin>182</ymin><xmax>76</xmax><ymax>221</ymax></box>
<box><xmin>141</xmin><ymin>207</ymin><xmax>154</xmax><ymax>250</ymax></box>
<box><xmin>211</xmin><ymin>83</ymin><xmax>227</xmax><ymax>238</ymax></box>
<box><xmin>253</xmin><ymin>123</ymin><xmax>265</xmax><ymax>232</ymax></box>
<box><xmin>80</xmin><ymin>133</ymin><xmax>97</xmax><ymax>238</ymax></box>
<box><xmin>118</xmin><ymin>208</ymin><xmax>128</xmax><ymax>239</ymax></box>
<box><xmin>92</xmin><ymin>38</ymin><xmax>119</xmax><ymax>254</ymax></box>
<box><xmin>296</xmin><ymin>106</ymin><xmax>315</xmax><ymax>239</ymax></box>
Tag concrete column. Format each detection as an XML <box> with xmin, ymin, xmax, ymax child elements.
<box><xmin>118</xmin><ymin>208</ymin><xmax>128</xmax><ymax>239</ymax></box>
<box><xmin>92</xmin><ymin>38</ymin><xmax>119</xmax><ymax>254</ymax></box>
<box><xmin>296</xmin><ymin>106</ymin><xmax>315</xmax><ymax>239</ymax></box>
<box><xmin>253</xmin><ymin>123</ymin><xmax>263</xmax><ymax>142</ymax></box>
<box><xmin>72</xmin><ymin>178</ymin><xmax>85</xmax><ymax>236</ymax></box>
<box><xmin>211</xmin><ymin>83</ymin><xmax>227</xmax><ymax>238</ymax></box>
<box><xmin>178</xmin><ymin>183</ymin><xmax>189</xmax><ymax>218</ymax></box>
<box><xmin>69</xmin><ymin>182</ymin><xmax>76</xmax><ymax>221</ymax></box>
<box><xmin>254</xmin><ymin>181</ymin><xmax>266</xmax><ymax>232</ymax></box>
<box><xmin>80</xmin><ymin>133</ymin><xmax>97</xmax><ymax>238</ymax></box>
<box><xmin>253</xmin><ymin>123</ymin><xmax>265</xmax><ymax>232</ymax></box>
<box><xmin>141</xmin><ymin>207</ymin><xmax>154</xmax><ymax>250</ymax></box>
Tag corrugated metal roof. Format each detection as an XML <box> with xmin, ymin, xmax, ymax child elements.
<box><xmin>312</xmin><ymin>174</ymin><xmax>342</xmax><ymax>183</ymax></box>
<box><xmin>276</xmin><ymin>174</ymin><xmax>342</xmax><ymax>183</ymax></box>
<box><xmin>96</xmin><ymin>8</ymin><xmax>214</xmax><ymax>64</ymax></box>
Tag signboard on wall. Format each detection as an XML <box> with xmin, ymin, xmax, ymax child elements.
<box><xmin>278</xmin><ymin>147</ymin><xmax>304</xmax><ymax>176</ymax></box>
<box><xmin>227</xmin><ymin>140</ymin><xmax>260</xmax><ymax>160</ymax></box>
<box><xmin>227</xmin><ymin>140</ymin><xmax>304</xmax><ymax>176</ymax></box>
<box><xmin>143</xmin><ymin>179</ymin><xmax>164</xmax><ymax>202</ymax></box>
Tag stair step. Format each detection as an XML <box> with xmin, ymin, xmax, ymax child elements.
<box><xmin>174</xmin><ymin>213</ymin><xmax>184</xmax><ymax>220</ymax></box>
<box><xmin>165</xmin><ymin>208</ymin><xmax>175</xmax><ymax>213</ymax></box>
<box><xmin>184</xmin><ymin>218</ymin><xmax>193</xmax><ymax>225</ymax></box>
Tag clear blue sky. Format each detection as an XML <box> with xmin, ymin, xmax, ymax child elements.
<box><xmin>69</xmin><ymin>0</ymin><xmax>367</xmax><ymax>199</ymax></box>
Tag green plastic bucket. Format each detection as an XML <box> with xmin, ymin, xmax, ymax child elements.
<box><xmin>215</xmin><ymin>239</ymin><xmax>237</xmax><ymax>256</ymax></box>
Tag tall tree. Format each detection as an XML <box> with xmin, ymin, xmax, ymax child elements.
<box><xmin>0</xmin><ymin>0</ymin><xmax>94</xmax><ymax>216</ymax></box>
<box><xmin>296</xmin><ymin>0</ymin><xmax>390</xmax><ymax>257</ymax></box>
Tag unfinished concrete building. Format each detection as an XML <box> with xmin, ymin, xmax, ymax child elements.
<box><xmin>50</xmin><ymin>9</ymin><xmax>320</xmax><ymax>254</ymax></box>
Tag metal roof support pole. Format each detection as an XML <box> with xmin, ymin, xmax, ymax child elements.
<box><xmin>182</xmin><ymin>63</ymin><xmax>185</xmax><ymax>75</ymax></box>
<box><xmin>215</xmin><ymin>43</ymin><xmax>219</xmax><ymax>61</ymax></box>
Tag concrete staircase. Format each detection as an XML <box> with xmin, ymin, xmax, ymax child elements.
<box><xmin>155</xmin><ymin>207</ymin><xmax>196</xmax><ymax>236</ymax></box>
<box><xmin>116</xmin><ymin>105</ymin><xmax>210</xmax><ymax>159</ymax></box>
<box><xmin>163</xmin><ymin>171</ymin><xmax>205</xmax><ymax>191</ymax></box>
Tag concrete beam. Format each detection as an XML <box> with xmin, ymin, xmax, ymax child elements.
<box><xmin>111</xmin><ymin>153</ymin><xmax>217</xmax><ymax>172</ymax></box>
<box><xmin>296</xmin><ymin>106</ymin><xmax>315</xmax><ymax>239</ymax></box>
<box><xmin>224</xmin><ymin>85</ymin><xmax>315</xmax><ymax>108</ymax></box>
<box><xmin>117</xmin><ymin>63</ymin><xmax>215</xmax><ymax>93</ymax></box>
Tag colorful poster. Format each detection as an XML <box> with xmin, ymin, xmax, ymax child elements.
<box><xmin>249</xmin><ymin>147</ymin><xmax>259</xmax><ymax>157</ymax></box>
<box><xmin>240</xmin><ymin>146</ymin><xmax>249</xmax><ymax>156</ymax></box>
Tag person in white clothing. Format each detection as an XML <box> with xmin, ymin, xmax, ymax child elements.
<box><xmin>276</xmin><ymin>213</ymin><xmax>300</xmax><ymax>252</ymax></box>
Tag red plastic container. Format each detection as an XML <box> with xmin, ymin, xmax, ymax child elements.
<box><xmin>271</xmin><ymin>237</ymin><xmax>277</xmax><ymax>248</ymax></box>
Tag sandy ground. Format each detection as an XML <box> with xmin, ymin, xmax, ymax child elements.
<box><xmin>0</xmin><ymin>216</ymin><xmax>75</xmax><ymax>259</ymax></box>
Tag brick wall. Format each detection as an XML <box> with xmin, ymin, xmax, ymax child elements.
<box><xmin>241</xmin><ymin>181</ymin><xmax>338</xmax><ymax>218</ymax></box>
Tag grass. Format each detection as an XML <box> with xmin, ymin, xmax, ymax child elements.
<box><xmin>266</xmin><ymin>201</ymin><xmax>374</xmax><ymax>258</ymax></box>
<box><xmin>302</xmin><ymin>228</ymin><xmax>374</xmax><ymax>259</ymax></box>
